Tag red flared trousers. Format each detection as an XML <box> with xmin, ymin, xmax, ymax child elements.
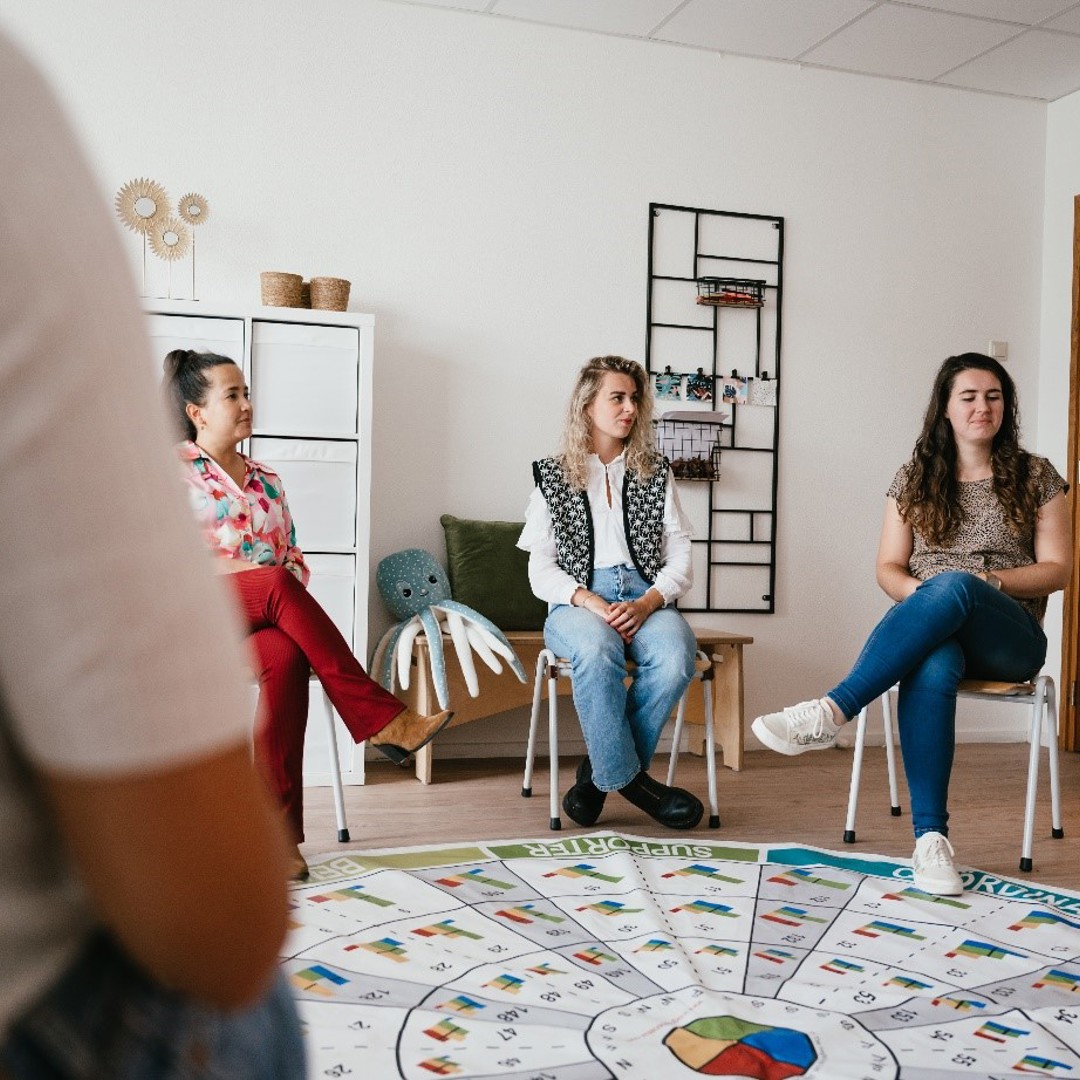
<box><xmin>229</xmin><ymin>566</ymin><xmax>404</xmax><ymax>842</ymax></box>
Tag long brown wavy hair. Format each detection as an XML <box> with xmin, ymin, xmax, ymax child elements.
<box><xmin>558</xmin><ymin>356</ymin><xmax>658</xmax><ymax>491</ymax></box>
<box><xmin>897</xmin><ymin>353</ymin><xmax>1036</xmax><ymax>544</ymax></box>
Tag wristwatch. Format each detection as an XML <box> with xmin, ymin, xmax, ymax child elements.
<box><xmin>985</xmin><ymin>571</ymin><xmax>1002</xmax><ymax>591</ymax></box>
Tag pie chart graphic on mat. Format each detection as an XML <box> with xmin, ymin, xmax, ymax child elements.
<box><xmin>664</xmin><ymin>1015</ymin><xmax>816</xmax><ymax>1078</ymax></box>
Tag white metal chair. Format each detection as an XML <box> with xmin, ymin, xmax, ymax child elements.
<box><xmin>843</xmin><ymin>676</ymin><xmax>1064</xmax><ymax>872</ymax></box>
<box><xmin>521</xmin><ymin>649</ymin><xmax>719</xmax><ymax>830</ymax></box>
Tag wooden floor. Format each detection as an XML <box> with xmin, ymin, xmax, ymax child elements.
<box><xmin>300</xmin><ymin>743</ymin><xmax>1080</xmax><ymax>891</ymax></box>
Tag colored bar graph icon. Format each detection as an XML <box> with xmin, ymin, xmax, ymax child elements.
<box><xmin>424</xmin><ymin>1018</ymin><xmax>468</xmax><ymax>1043</ymax></box>
<box><xmin>526</xmin><ymin>962</ymin><xmax>567</xmax><ymax>975</ymax></box>
<box><xmin>495</xmin><ymin>904</ymin><xmax>563</xmax><ymax>925</ymax></box>
<box><xmin>761</xmin><ymin>905</ymin><xmax>829</xmax><ymax>926</ymax></box>
<box><xmin>945</xmin><ymin>939</ymin><xmax>1026</xmax><ymax>961</ymax></box>
<box><xmin>418</xmin><ymin>1055</ymin><xmax>463</xmax><ymax>1075</ymax></box>
<box><xmin>349</xmin><ymin>936</ymin><xmax>408</xmax><ymax>963</ymax></box>
<box><xmin>485</xmin><ymin>973</ymin><xmax>524</xmax><ymax>994</ymax></box>
<box><xmin>662</xmin><ymin>864</ymin><xmax>743</xmax><ymax>884</ymax></box>
<box><xmin>821</xmin><ymin>958</ymin><xmax>864</xmax><ymax>975</ymax></box>
<box><xmin>1014</xmin><ymin>1054</ymin><xmax>1072</xmax><ymax>1073</ymax></box>
<box><xmin>438</xmin><ymin>995</ymin><xmax>485</xmax><ymax>1014</ymax></box>
<box><xmin>883</xmin><ymin>887</ymin><xmax>968</xmax><ymax>910</ymax></box>
<box><xmin>1033</xmin><ymin>969</ymin><xmax>1080</xmax><ymax>992</ymax></box>
<box><xmin>412</xmin><ymin>919</ymin><xmax>483</xmax><ymax>940</ymax></box>
<box><xmin>576</xmin><ymin>900</ymin><xmax>644</xmax><ymax>916</ymax></box>
<box><xmin>932</xmin><ymin>996</ymin><xmax>985</xmax><ymax>1011</ymax></box>
<box><xmin>767</xmin><ymin>868</ymin><xmax>850</xmax><ymax>890</ymax></box>
<box><xmin>636</xmin><ymin>938</ymin><xmax>674</xmax><ymax>953</ymax></box>
<box><xmin>755</xmin><ymin>948</ymin><xmax>796</xmax><ymax>964</ymax></box>
<box><xmin>545</xmin><ymin>863</ymin><xmax>622</xmax><ymax>883</ymax></box>
<box><xmin>697</xmin><ymin>944</ymin><xmax>739</xmax><ymax>957</ymax></box>
<box><xmin>434</xmin><ymin>868</ymin><xmax>515</xmax><ymax>890</ymax></box>
<box><xmin>309</xmin><ymin>885</ymin><xmax>393</xmax><ymax>907</ymax></box>
<box><xmin>575</xmin><ymin>946</ymin><xmax>618</xmax><ymax>966</ymax></box>
<box><xmin>974</xmin><ymin>1020</ymin><xmax>1028</xmax><ymax>1043</ymax></box>
<box><xmin>853</xmin><ymin>920</ymin><xmax>926</xmax><ymax>941</ymax></box>
<box><xmin>670</xmin><ymin>900</ymin><xmax>738</xmax><ymax>918</ymax></box>
<box><xmin>886</xmin><ymin>975</ymin><xmax>932</xmax><ymax>991</ymax></box>
<box><xmin>290</xmin><ymin>964</ymin><xmax>349</xmax><ymax>997</ymax></box>
<box><xmin>1010</xmin><ymin>910</ymin><xmax>1080</xmax><ymax>932</ymax></box>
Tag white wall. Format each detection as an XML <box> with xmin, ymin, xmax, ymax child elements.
<box><xmin>0</xmin><ymin>0</ymin><xmax>1053</xmax><ymax>753</ymax></box>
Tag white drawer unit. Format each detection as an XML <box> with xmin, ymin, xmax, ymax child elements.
<box><xmin>144</xmin><ymin>300</ymin><xmax>374</xmax><ymax>786</ymax></box>
<box><xmin>248</xmin><ymin>437</ymin><xmax>358</xmax><ymax>552</ymax></box>
<box><xmin>250</xmin><ymin>321</ymin><xmax>359</xmax><ymax>436</ymax></box>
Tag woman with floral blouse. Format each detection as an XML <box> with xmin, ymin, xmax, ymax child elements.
<box><xmin>165</xmin><ymin>349</ymin><xmax>452</xmax><ymax>878</ymax></box>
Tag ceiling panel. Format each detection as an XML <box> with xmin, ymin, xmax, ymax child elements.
<box><xmin>1043</xmin><ymin>5</ymin><xmax>1080</xmax><ymax>33</ymax></box>
<box><xmin>940</xmin><ymin>26</ymin><xmax>1080</xmax><ymax>97</ymax></box>
<box><xmin>800</xmin><ymin>3</ymin><xmax>1020</xmax><ymax>79</ymax></box>
<box><xmin>900</xmin><ymin>0</ymin><xmax>1078</xmax><ymax>25</ymax></box>
<box><xmin>490</xmin><ymin>0</ymin><xmax>683</xmax><ymax>37</ymax></box>
<box><xmin>655</xmin><ymin>0</ymin><xmax>876</xmax><ymax>60</ymax></box>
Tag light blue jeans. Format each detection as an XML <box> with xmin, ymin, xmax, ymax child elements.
<box><xmin>544</xmin><ymin>565</ymin><xmax>697</xmax><ymax>792</ymax></box>
<box><xmin>0</xmin><ymin>929</ymin><xmax>305</xmax><ymax>1079</ymax></box>
<box><xmin>826</xmin><ymin>571</ymin><xmax>1047</xmax><ymax>839</ymax></box>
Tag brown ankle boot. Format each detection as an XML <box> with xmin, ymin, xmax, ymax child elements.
<box><xmin>287</xmin><ymin>844</ymin><xmax>310</xmax><ymax>882</ymax></box>
<box><xmin>369</xmin><ymin>707</ymin><xmax>454</xmax><ymax>764</ymax></box>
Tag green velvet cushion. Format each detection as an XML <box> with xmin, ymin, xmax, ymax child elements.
<box><xmin>440</xmin><ymin>514</ymin><xmax>547</xmax><ymax>631</ymax></box>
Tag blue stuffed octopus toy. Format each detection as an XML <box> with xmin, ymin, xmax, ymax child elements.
<box><xmin>372</xmin><ymin>549</ymin><xmax>526</xmax><ymax>710</ymax></box>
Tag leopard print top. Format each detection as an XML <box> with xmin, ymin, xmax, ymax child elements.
<box><xmin>887</xmin><ymin>455</ymin><xmax>1067</xmax><ymax>622</ymax></box>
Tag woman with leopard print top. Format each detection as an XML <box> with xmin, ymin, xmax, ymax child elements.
<box><xmin>752</xmin><ymin>353</ymin><xmax>1070</xmax><ymax>896</ymax></box>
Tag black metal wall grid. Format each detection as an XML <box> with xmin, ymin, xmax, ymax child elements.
<box><xmin>645</xmin><ymin>202</ymin><xmax>784</xmax><ymax>614</ymax></box>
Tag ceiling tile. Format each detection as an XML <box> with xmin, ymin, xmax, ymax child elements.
<box><xmin>1042</xmin><ymin>5</ymin><xmax>1080</xmax><ymax>33</ymax></box>
<box><xmin>940</xmin><ymin>27</ymin><xmax>1080</xmax><ymax>98</ymax></box>
<box><xmin>801</xmin><ymin>3</ymin><xmax>1019</xmax><ymax>79</ymax></box>
<box><xmin>654</xmin><ymin>0</ymin><xmax>875</xmax><ymax>60</ymax></box>
<box><xmin>897</xmin><ymin>0</ymin><xmax>1076</xmax><ymax>26</ymax></box>
<box><xmin>490</xmin><ymin>0</ymin><xmax>683</xmax><ymax>37</ymax></box>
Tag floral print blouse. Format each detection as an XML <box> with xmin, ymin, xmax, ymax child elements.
<box><xmin>177</xmin><ymin>441</ymin><xmax>309</xmax><ymax>585</ymax></box>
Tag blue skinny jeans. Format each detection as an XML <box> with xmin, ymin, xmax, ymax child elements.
<box><xmin>827</xmin><ymin>571</ymin><xmax>1046</xmax><ymax>839</ymax></box>
<box><xmin>544</xmin><ymin>565</ymin><xmax>697</xmax><ymax>792</ymax></box>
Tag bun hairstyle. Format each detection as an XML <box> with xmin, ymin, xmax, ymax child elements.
<box><xmin>162</xmin><ymin>349</ymin><xmax>237</xmax><ymax>441</ymax></box>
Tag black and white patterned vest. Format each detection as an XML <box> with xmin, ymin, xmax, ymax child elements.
<box><xmin>532</xmin><ymin>454</ymin><xmax>668</xmax><ymax>586</ymax></box>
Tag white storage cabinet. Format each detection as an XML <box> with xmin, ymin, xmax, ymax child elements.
<box><xmin>145</xmin><ymin>300</ymin><xmax>374</xmax><ymax>785</ymax></box>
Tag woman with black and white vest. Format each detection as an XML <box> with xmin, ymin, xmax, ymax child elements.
<box><xmin>517</xmin><ymin>356</ymin><xmax>703</xmax><ymax>830</ymax></box>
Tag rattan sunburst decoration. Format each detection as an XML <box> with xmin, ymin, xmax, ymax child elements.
<box><xmin>177</xmin><ymin>194</ymin><xmax>209</xmax><ymax>299</ymax></box>
<box><xmin>148</xmin><ymin>216</ymin><xmax>190</xmax><ymax>261</ymax></box>
<box><xmin>115</xmin><ymin>177</ymin><xmax>168</xmax><ymax>234</ymax></box>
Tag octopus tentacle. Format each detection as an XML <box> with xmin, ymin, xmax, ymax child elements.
<box><xmin>374</xmin><ymin>621</ymin><xmax>409</xmax><ymax>692</ymax></box>
<box><xmin>417</xmin><ymin>606</ymin><xmax>450</xmax><ymax>710</ymax></box>
<box><xmin>395</xmin><ymin>617</ymin><xmax>425</xmax><ymax>691</ymax></box>
<box><xmin>444</xmin><ymin>608</ymin><xmax>480</xmax><ymax>697</ymax></box>
<box><xmin>462</xmin><ymin>622</ymin><xmax>503</xmax><ymax>675</ymax></box>
<box><xmin>437</xmin><ymin>600</ymin><xmax>527</xmax><ymax>683</ymax></box>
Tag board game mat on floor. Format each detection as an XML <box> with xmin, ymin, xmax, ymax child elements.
<box><xmin>285</xmin><ymin>832</ymin><xmax>1080</xmax><ymax>1079</ymax></box>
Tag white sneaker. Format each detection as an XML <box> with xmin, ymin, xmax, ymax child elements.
<box><xmin>751</xmin><ymin>699</ymin><xmax>842</xmax><ymax>756</ymax></box>
<box><xmin>912</xmin><ymin>832</ymin><xmax>963</xmax><ymax>896</ymax></box>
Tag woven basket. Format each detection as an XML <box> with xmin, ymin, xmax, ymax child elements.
<box><xmin>299</xmin><ymin>280</ymin><xmax>312</xmax><ymax>308</ymax></box>
<box><xmin>310</xmin><ymin>276</ymin><xmax>351</xmax><ymax>311</ymax></box>
<box><xmin>260</xmin><ymin>271</ymin><xmax>303</xmax><ymax>307</ymax></box>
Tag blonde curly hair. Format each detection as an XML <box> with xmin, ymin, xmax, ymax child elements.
<box><xmin>557</xmin><ymin>355</ymin><xmax>658</xmax><ymax>491</ymax></box>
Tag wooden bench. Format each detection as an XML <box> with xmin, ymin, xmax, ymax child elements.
<box><xmin>399</xmin><ymin>628</ymin><xmax>753</xmax><ymax>783</ymax></box>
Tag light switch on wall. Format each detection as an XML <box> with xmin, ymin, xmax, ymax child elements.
<box><xmin>988</xmin><ymin>340</ymin><xmax>1008</xmax><ymax>361</ymax></box>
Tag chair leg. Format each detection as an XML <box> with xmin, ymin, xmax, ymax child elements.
<box><xmin>522</xmin><ymin>650</ymin><xmax>550</xmax><ymax>798</ymax></box>
<box><xmin>666</xmin><ymin>694</ymin><xmax>686</xmax><ymax>788</ymax></box>
<box><xmin>843</xmin><ymin>705</ymin><xmax>869</xmax><ymax>843</ymax></box>
<box><xmin>547</xmin><ymin>665</ymin><xmax>561</xmax><ymax>831</ymax></box>
<box><xmin>322</xmin><ymin>688</ymin><xmax>350</xmax><ymax>843</ymax></box>
<box><xmin>1020</xmin><ymin>684</ymin><xmax>1044</xmax><ymax>873</ymax></box>
<box><xmin>701</xmin><ymin>672</ymin><xmax>719</xmax><ymax>828</ymax></box>
<box><xmin>1046</xmin><ymin>678</ymin><xmax>1065</xmax><ymax>841</ymax></box>
<box><xmin>882</xmin><ymin>689</ymin><xmax>901</xmax><ymax>817</ymax></box>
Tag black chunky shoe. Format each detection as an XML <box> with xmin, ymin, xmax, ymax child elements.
<box><xmin>561</xmin><ymin>757</ymin><xmax>607</xmax><ymax>827</ymax></box>
<box><xmin>618</xmin><ymin>770</ymin><xmax>703</xmax><ymax>830</ymax></box>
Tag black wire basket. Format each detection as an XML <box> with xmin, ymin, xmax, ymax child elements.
<box><xmin>695</xmin><ymin>277</ymin><xmax>766</xmax><ymax>308</ymax></box>
<box><xmin>654</xmin><ymin>412</ymin><xmax>726</xmax><ymax>481</ymax></box>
